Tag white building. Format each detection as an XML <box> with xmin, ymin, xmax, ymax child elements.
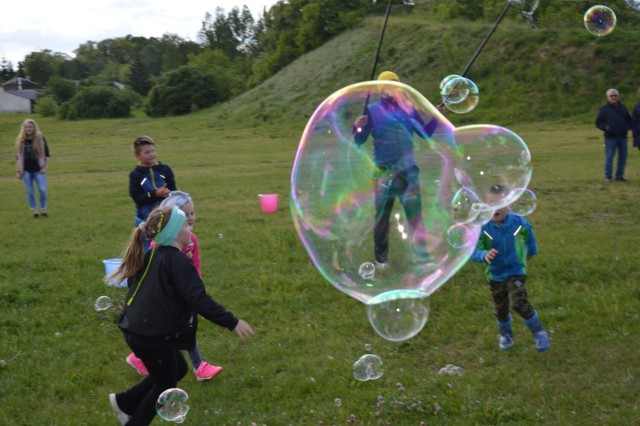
<box><xmin>0</xmin><ymin>77</ymin><xmax>42</xmax><ymax>114</ymax></box>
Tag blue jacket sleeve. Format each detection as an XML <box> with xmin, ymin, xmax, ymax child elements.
<box><xmin>470</xmin><ymin>249</ymin><xmax>488</xmax><ymax>263</ymax></box>
<box><xmin>525</xmin><ymin>221</ymin><xmax>539</xmax><ymax>257</ymax></box>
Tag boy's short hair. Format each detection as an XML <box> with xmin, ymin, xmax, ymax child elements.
<box><xmin>133</xmin><ymin>135</ymin><xmax>156</xmax><ymax>154</ymax></box>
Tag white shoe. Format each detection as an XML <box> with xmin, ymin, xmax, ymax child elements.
<box><xmin>109</xmin><ymin>393</ymin><xmax>131</xmax><ymax>425</ymax></box>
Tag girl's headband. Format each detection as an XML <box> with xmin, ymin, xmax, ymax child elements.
<box><xmin>156</xmin><ymin>206</ymin><xmax>186</xmax><ymax>246</ymax></box>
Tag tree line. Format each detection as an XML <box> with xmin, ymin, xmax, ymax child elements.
<box><xmin>1</xmin><ymin>0</ymin><xmax>638</xmax><ymax>119</ymax></box>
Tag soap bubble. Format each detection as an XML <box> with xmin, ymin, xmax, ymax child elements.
<box><xmin>438</xmin><ymin>364</ymin><xmax>463</xmax><ymax>376</ymax></box>
<box><xmin>156</xmin><ymin>388</ymin><xmax>190</xmax><ymax>423</ymax></box>
<box><xmin>441</xmin><ymin>76</ymin><xmax>479</xmax><ymax>114</ymax></box>
<box><xmin>292</xmin><ymin>80</ymin><xmax>480</xmax><ymax>305</ymax></box>
<box><xmin>358</xmin><ymin>262</ymin><xmax>376</xmax><ymax>280</ymax></box>
<box><xmin>509</xmin><ymin>188</ymin><xmax>537</xmax><ymax>216</ymax></box>
<box><xmin>364</xmin><ymin>343</ymin><xmax>372</xmax><ymax>351</ymax></box>
<box><xmin>453</xmin><ymin>125</ymin><xmax>532</xmax><ymax>212</ymax></box>
<box><xmin>440</xmin><ymin>74</ymin><xmax>468</xmax><ymax>104</ymax></box>
<box><xmin>447</xmin><ymin>223</ymin><xmax>473</xmax><ymax>248</ymax></box>
<box><xmin>353</xmin><ymin>354</ymin><xmax>384</xmax><ymax>381</ymax></box>
<box><xmin>334</xmin><ymin>398</ymin><xmax>342</xmax><ymax>407</ymax></box>
<box><xmin>94</xmin><ymin>295</ymin><xmax>112</xmax><ymax>311</ymax></box>
<box><xmin>584</xmin><ymin>5</ymin><xmax>617</xmax><ymax>37</ymax></box>
<box><xmin>366</xmin><ymin>296</ymin><xmax>430</xmax><ymax>342</ymax></box>
<box><xmin>626</xmin><ymin>0</ymin><xmax>640</xmax><ymax>13</ymax></box>
<box><xmin>291</xmin><ymin>80</ymin><xmax>531</xmax><ymax>340</ymax></box>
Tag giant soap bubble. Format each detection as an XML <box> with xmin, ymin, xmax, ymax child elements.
<box><xmin>291</xmin><ymin>80</ymin><xmax>532</xmax><ymax>340</ymax></box>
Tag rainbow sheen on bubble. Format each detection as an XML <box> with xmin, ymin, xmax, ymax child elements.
<box><xmin>367</xmin><ymin>297</ymin><xmax>430</xmax><ymax>341</ymax></box>
<box><xmin>441</xmin><ymin>76</ymin><xmax>480</xmax><ymax>114</ymax></box>
<box><xmin>453</xmin><ymin>125</ymin><xmax>532</xmax><ymax>217</ymax></box>
<box><xmin>509</xmin><ymin>188</ymin><xmax>537</xmax><ymax>216</ymax></box>
<box><xmin>584</xmin><ymin>5</ymin><xmax>617</xmax><ymax>37</ymax></box>
<box><xmin>447</xmin><ymin>223</ymin><xmax>473</xmax><ymax>248</ymax></box>
<box><xmin>353</xmin><ymin>353</ymin><xmax>384</xmax><ymax>381</ymax></box>
<box><xmin>291</xmin><ymin>80</ymin><xmax>532</xmax><ymax>340</ymax></box>
<box><xmin>156</xmin><ymin>388</ymin><xmax>189</xmax><ymax>423</ymax></box>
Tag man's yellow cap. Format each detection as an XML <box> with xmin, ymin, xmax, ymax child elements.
<box><xmin>377</xmin><ymin>71</ymin><xmax>400</xmax><ymax>82</ymax></box>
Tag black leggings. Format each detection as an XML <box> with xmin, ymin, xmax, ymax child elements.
<box><xmin>115</xmin><ymin>340</ymin><xmax>188</xmax><ymax>425</ymax></box>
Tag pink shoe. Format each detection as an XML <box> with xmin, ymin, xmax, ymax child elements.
<box><xmin>194</xmin><ymin>361</ymin><xmax>223</xmax><ymax>381</ymax></box>
<box><xmin>126</xmin><ymin>353</ymin><xmax>149</xmax><ymax>376</ymax></box>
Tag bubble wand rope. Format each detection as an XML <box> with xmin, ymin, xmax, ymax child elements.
<box><xmin>362</xmin><ymin>0</ymin><xmax>395</xmax><ymax>115</ymax></box>
<box><xmin>349</xmin><ymin>0</ymin><xmax>395</xmax><ymax>184</ymax></box>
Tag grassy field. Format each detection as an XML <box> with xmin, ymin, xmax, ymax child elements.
<box><xmin>1</xmin><ymin>107</ymin><xmax>639</xmax><ymax>425</ymax></box>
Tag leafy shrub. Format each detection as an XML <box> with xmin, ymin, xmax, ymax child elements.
<box><xmin>34</xmin><ymin>95</ymin><xmax>58</xmax><ymax>117</ymax></box>
<box><xmin>46</xmin><ymin>76</ymin><xmax>77</xmax><ymax>104</ymax></box>
<box><xmin>59</xmin><ymin>86</ymin><xmax>131</xmax><ymax>120</ymax></box>
<box><xmin>144</xmin><ymin>66</ymin><xmax>224</xmax><ymax>117</ymax></box>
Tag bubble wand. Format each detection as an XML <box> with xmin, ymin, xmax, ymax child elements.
<box><xmin>437</xmin><ymin>1</ymin><xmax>512</xmax><ymax>110</ymax></box>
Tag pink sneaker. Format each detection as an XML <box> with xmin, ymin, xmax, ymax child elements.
<box><xmin>126</xmin><ymin>353</ymin><xmax>149</xmax><ymax>376</ymax></box>
<box><xmin>194</xmin><ymin>361</ymin><xmax>223</xmax><ymax>381</ymax></box>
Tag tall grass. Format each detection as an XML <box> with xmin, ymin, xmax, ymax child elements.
<box><xmin>0</xmin><ymin>110</ymin><xmax>638</xmax><ymax>425</ymax></box>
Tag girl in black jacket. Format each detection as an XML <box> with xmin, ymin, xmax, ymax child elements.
<box><xmin>107</xmin><ymin>205</ymin><xmax>254</xmax><ymax>425</ymax></box>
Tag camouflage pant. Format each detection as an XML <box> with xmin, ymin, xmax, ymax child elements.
<box><xmin>488</xmin><ymin>276</ymin><xmax>535</xmax><ymax>323</ymax></box>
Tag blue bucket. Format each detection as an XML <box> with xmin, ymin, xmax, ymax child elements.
<box><xmin>103</xmin><ymin>258</ymin><xmax>126</xmax><ymax>288</ymax></box>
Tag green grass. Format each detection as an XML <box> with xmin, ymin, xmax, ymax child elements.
<box><xmin>1</xmin><ymin>110</ymin><xmax>639</xmax><ymax>425</ymax></box>
<box><xmin>2</xmin><ymin>11</ymin><xmax>640</xmax><ymax>425</ymax></box>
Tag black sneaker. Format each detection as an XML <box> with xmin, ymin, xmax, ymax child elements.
<box><xmin>33</xmin><ymin>213</ymin><xmax>39</xmax><ymax>218</ymax></box>
<box><xmin>615</xmin><ymin>177</ymin><xmax>628</xmax><ymax>182</ymax></box>
<box><xmin>41</xmin><ymin>212</ymin><xmax>48</xmax><ymax>217</ymax></box>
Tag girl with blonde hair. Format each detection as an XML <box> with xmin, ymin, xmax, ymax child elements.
<box><xmin>15</xmin><ymin>118</ymin><xmax>50</xmax><ymax>217</ymax></box>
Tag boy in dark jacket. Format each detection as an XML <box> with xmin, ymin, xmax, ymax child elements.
<box><xmin>470</xmin><ymin>185</ymin><xmax>550</xmax><ymax>352</ymax></box>
<box><xmin>129</xmin><ymin>135</ymin><xmax>177</xmax><ymax>225</ymax></box>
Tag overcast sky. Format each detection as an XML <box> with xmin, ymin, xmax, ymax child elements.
<box><xmin>0</xmin><ymin>0</ymin><xmax>278</xmax><ymax>66</ymax></box>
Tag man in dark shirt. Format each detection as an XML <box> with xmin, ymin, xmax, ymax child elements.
<box><xmin>595</xmin><ymin>88</ymin><xmax>631</xmax><ymax>182</ymax></box>
<box><xmin>632</xmin><ymin>86</ymin><xmax>640</xmax><ymax>151</ymax></box>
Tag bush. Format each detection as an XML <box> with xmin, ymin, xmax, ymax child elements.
<box><xmin>144</xmin><ymin>66</ymin><xmax>223</xmax><ymax>117</ymax></box>
<box><xmin>60</xmin><ymin>86</ymin><xmax>131</xmax><ymax>120</ymax></box>
<box><xmin>34</xmin><ymin>95</ymin><xmax>58</xmax><ymax>117</ymax></box>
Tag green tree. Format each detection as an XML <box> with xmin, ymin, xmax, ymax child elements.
<box><xmin>128</xmin><ymin>50</ymin><xmax>152</xmax><ymax>96</ymax></box>
<box><xmin>22</xmin><ymin>50</ymin><xmax>68</xmax><ymax>84</ymax></box>
<box><xmin>0</xmin><ymin>58</ymin><xmax>16</xmax><ymax>81</ymax></box>
<box><xmin>199</xmin><ymin>6</ymin><xmax>257</xmax><ymax>58</ymax></box>
<box><xmin>144</xmin><ymin>66</ymin><xmax>222</xmax><ymax>117</ymax></box>
<box><xmin>46</xmin><ymin>76</ymin><xmax>77</xmax><ymax>104</ymax></box>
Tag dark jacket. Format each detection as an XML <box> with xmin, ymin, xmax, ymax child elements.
<box><xmin>595</xmin><ymin>102</ymin><xmax>631</xmax><ymax>137</ymax></box>
<box><xmin>632</xmin><ymin>101</ymin><xmax>640</xmax><ymax>148</ymax></box>
<box><xmin>118</xmin><ymin>246</ymin><xmax>239</xmax><ymax>350</ymax></box>
<box><xmin>129</xmin><ymin>162</ymin><xmax>176</xmax><ymax>220</ymax></box>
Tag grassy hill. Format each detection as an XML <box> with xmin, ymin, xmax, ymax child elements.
<box><xmin>212</xmin><ymin>10</ymin><xmax>640</xmax><ymax>129</ymax></box>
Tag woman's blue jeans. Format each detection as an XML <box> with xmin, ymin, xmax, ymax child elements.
<box><xmin>22</xmin><ymin>171</ymin><xmax>48</xmax><ymax>211</ymax></box>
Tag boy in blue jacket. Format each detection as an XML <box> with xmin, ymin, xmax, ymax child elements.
<box><xmin>470</xmin><ymin>185</ymin><xmax>550</xmax><ymax>352</ymax></box>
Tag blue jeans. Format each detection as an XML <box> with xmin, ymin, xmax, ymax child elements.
<box><xmin>22</xmin><ymin>171</ymin><xmax>48</xmax><ymax>211</ymax></box>
<box><xmin>604</xmin><ymin>136</ymin><xmax>627</xmax><ymax>179</ymax></box>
